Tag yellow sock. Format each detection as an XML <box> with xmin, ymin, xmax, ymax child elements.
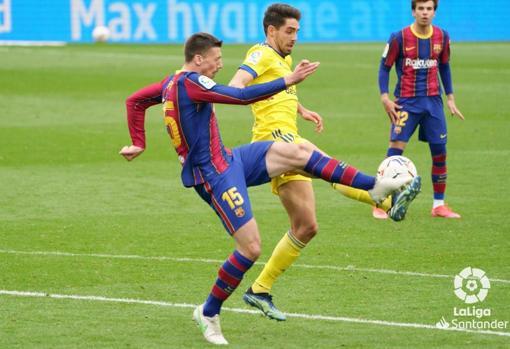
<box><xmin>251</xmin><ymin>231</ymin><xmax>305</xmax><ymax>294</ymax></box>
<box><xmin>332</xmin><ymin>184</ymin><xmax>391</xmax><ymax>211</ymax></box>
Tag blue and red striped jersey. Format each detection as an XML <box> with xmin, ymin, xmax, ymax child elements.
<box><xmin>380</xmin><ymin>25</ymin><xmax>451</xmax><ymax>98</ymax></box>
<box><xmin>161</xmin><ymin>71</ymin><xmax>286</xmax><ymax>187</ymax></box>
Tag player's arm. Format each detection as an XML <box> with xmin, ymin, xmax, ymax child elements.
<box><xmin>120</xmin><ymin>79</ymin><xmax>165</xmax><ymax>161</ymax></box>
<box><xmin>228</xmin><ymin>48</ymin><xmax>267</xmax><ymax>88</ymax></box>
<box><xmin>440</xmin><ymin>64</ymin><xmax>463</xmax><ymax>120</ymax></box>
<box><xmin>379</xmin><ymin>34</ymin><xmax>402</xmax><ymax>124</ymax></box>
<box><xmin>232</xmin><ymin>51</ymin><xmax>323</xmax><ymax>131</ymax></box>
<box><xmin>298</xmin><ymin>103</ymin><xmax>323</xmax><ymax>133</ymax></box>
<box><xmin>228</xmin><ymin>68</ymin><xmax>255</xmax><ymax>88</ymax></box>
<box><xmin>186</xmin><ymin>60</ymin><xmax>319</xmax><ymax>105</ymax></box>
<box><xmin>439</xmin><ymin>33</ymin><xmax>464</xmax><ymax>120</ymax></box>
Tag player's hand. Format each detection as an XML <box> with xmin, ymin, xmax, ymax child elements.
<box><xmin>446</xmin><ymin>95</ymin><xmax>465</xmax><ymax>120</ymax></box>
<box><xmin>119</xmin><ymin>145</ymin><xmax>144</xmax><ymax>161</ymax></box>
<box><xmin>299</xmin><ymin>107</ymin><xmax>323</xmax><ymax>133</ymax></box>
<box><xmin>381</xmin><ymin>94</ymin><xmax>402</xmax><ymax>124</ymax></box>
<box><xmin>285</xmin><ymin>60</ymin><xmax>320</xmax><ymax>86</ymax></box>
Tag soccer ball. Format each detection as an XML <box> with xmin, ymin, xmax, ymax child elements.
<box><xmin>377</xmin><ymin>156</ymin><xmax>417</xmax><ymax>180</ymax></box>
<box><xmin>92</xmin><ymin>26</ymin><xmax>110</xmax><ymax>42</ymax></box>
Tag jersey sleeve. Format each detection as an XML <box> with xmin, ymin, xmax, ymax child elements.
<box><xmin>379</xmin><ymin>33</ymin><xmax>398</xmax><ymax>94</ymax></box>
<box><xmin>439</xmin><ymin>31</ymin><xmax>453</xmax><ymax>95</ymax></box>
<box><xmin>440</xmin><ymin>30</ymin><xmax>451</xmax><ymax>64</ymax></box>
<box><xmin>239</xmin><ymin>46</ymin><xmax>271</xmax><ymax>78</ymax></box>
<box><xmin>378</xmin><ymin>63</ymin><xmax>391</xmax><ymax>95</ymax></box>
<box><xmin>125</xmin><ymin>79</ymin><xmax>165</xmax><ymax>148</ymax></box>
<box><xmin>381</xmin><ymin>32</ymin><xmax>400</xmax><ymax>68</ymax></box>
<box><xmin>183</xmin><ymin>73</ymin><xmax>286</xmax><ymax>105</ymax></box>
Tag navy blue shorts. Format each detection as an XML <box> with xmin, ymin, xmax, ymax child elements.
<box><xmin>194</xmin><ymin>141</ymin><xmax>273</xmax><ymax>235</ymax></box>
<box><xmin>390</xmin><ymin>96</ymin><xmax>447</xmax><ymax>144</ymax></box>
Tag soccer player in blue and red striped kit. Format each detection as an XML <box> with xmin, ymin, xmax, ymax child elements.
<box><xmin>119</xmin><ymin>33</ymin><xmax>420</xmax><ymax>345</ymax></box>
<box><xmin>377</xmin><ymin>0</ymin><xmax>465</xmax><ymax>219</ymax></box>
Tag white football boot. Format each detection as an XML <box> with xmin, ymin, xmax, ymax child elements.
<box><xmin>368</xmin><ymin>175</ymin><xmax>413</xmax><ymax>204</ymax></box>
<box><xmin>192</xmin><ymin>304</ymin><xmax>229</xmax><ymax>345</ymax></box>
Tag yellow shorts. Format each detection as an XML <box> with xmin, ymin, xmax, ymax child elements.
<box><xmin>252</xmin><ymin>128</ymin><xmax>312</xmax><ymax>195</ymax></box>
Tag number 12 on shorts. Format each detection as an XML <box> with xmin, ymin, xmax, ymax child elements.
<box><xmin>394</xmin><ymin>111</ymin><xmax>409</xmax><ymax>134</ymax></box>
<box><xmin>221</xmin><ymin>187</ymin><xmax>244</xmax><ymax>209</ymax></box>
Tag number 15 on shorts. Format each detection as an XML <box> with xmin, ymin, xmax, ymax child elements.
<box><xmin>221</xmin><ymin>187</ymin><xmax>246</xmax><ymax>218</ymax></box>
<box><xmin>221</xmin><ymin>187</ymin><xmax>244</xmax><ymax>209</ymax></box>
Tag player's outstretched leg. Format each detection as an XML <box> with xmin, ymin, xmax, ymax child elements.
<box><xmin>302</xmin><ymin>147</ymin><xmax>413</xmax><ymax>204</ymax></box>
<box><xmin>332</xmin><ymin>183</ymin><xmax>392</xmax><ymax>219</ymax></box>
<box><xmin>266</xmin><ymin>142</ymin><xmax>418</xmax><ymax>219</ymax></box>
<box><xmin>193</xmin><ymin>304</ymin><xmax>228</xmax><ymax>345</ymax></box>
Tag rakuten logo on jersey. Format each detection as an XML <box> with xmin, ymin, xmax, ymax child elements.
<box><xmin>405</xmin><ymin>58</ymin><xmax>438</xmax><ymax>70</ymax></box>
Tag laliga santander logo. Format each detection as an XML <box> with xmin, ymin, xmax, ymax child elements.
<box><xmin>454</xmin><ymin>267</ymin><xmax>490</xmax><ymax>304</ymax></box>
<box><xmin>435</xmin><ymin>267</ymin><xmax>508</xmax><ymax>330</ymax></box>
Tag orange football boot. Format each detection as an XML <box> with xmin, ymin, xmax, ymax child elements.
<box><xmin>372</xmin><ymin>206</ymin><xmax>389</xmax><ymax>219</ymax></box>
<box><xmin>431</xmin><ymin>205</ymin><xmax>461</xmax><ymax>218</ymax></box>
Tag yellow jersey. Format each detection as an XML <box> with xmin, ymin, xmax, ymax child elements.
<box><xmin>241</xmin><ymin>43</ymin><xmax>299</xmax><ymax>140</ymax></box>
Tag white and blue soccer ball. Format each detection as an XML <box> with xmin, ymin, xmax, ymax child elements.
<box><xmin>377</xmin><ymin>156</ymin><xmax>417</xmax><ymax>180</ymax></box>
<box><xmin>92</xmin><ymin>26</ymin><xmax>110</xmax><ymax>42</ymax></box>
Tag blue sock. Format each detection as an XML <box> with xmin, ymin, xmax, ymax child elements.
<box><xmin>387</xmin><ymin>147</ymin><xmax>404</xmax><ymax>157</ymax></box>
<box><xmin>202</xmin><ymin>250</ymin><xmax>254</xmax><ymax>317</ymax></box>
<box><xmin>304</xmin><ymin>151</ymin><xmax>375</xmax><ymax>190</ymax></box>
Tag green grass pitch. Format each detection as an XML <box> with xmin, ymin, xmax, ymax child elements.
<box><xmin>0</xmin><ymin>42</ymin><xmax>509</xmax><ymax>348</ymax></box>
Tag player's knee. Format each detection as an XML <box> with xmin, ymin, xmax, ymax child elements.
<box><xmin>429</xmin><ymin>143</ymin><xmax>447</xmax><ymax>157</ymax></box>
<box><xmin>294</xmin><ymin>142</ymin><xmax>314</xmax><ymax>163</ymax></box>
<box><xmin>294</xmin><ymin>221</ymin><xmax>319</xmax><ymax>242</ymax></box>
<box><xmin>304</xmin><ymin>221</ymin><xmax>319</xmax><ymax>239</ymax></box>
<box><xmin>243</xmin><ymin>241</ymin><xmax>261</xmax><ymax>260</ymax></box>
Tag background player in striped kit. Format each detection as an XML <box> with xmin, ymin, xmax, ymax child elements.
<box><xmin>377</xmin><ymin>0</ymin><xmax>464</xmax><ymax>218</ymax></box>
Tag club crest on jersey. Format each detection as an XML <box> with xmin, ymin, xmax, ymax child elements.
<box><xmin>235</xmin><ymin>207</ymin><xmax>245</xmax><ymax>218</ymax></box>
<box><xmin>247</xmin><ymin>50</ymin><xmax>262</xmax><ymax>65</ymax></box>
<box><xmin>198</xmin><ymin>75</ymin><xmax>217</xmax><ymax>89</ymax></box>
<box><xmin>433</xmin><ymin>44</ymin><xmax>442</xmax><ymax>54</ymax></box>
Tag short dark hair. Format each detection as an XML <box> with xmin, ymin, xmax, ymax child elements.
<box><xmin>184</xmin><ymin>32</ymin><xmax>223</xmax><ymax>63</ymax></box>
<box><xmin>263</xmin><ymin>3</ymin><xmax>301</xmax><ymax>35</ymax></box>
<box><xmin>412</xmin><ymin>0</ymin><xmax>438</xmax><ymax>10</ymax></box>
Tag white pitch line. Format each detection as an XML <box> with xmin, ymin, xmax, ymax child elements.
<box><xmin>1</xmin><ymin>290</ymin><xmax>509</xmax><ymax>338</ymax></box>
<box><xmin>1</xmin><ymin>249</ymin><xmax>509</xmax><ymax>284</ymax></box>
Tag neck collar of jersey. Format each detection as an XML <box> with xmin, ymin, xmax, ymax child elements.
<box><xmin>263</xmin><ymin>42</ymin><xmax>287</xmax><ymax>58</ymax></box>
<box><xmin>410</xmin><ymin>23</ymin><xmax>433</xmax><ymax>39</ymax></box>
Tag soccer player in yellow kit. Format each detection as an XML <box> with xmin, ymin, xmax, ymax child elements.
<box><xmin>229</xmin><ymin>3</ymin><xmax>392</xmax><ymax>320</ymax></box>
